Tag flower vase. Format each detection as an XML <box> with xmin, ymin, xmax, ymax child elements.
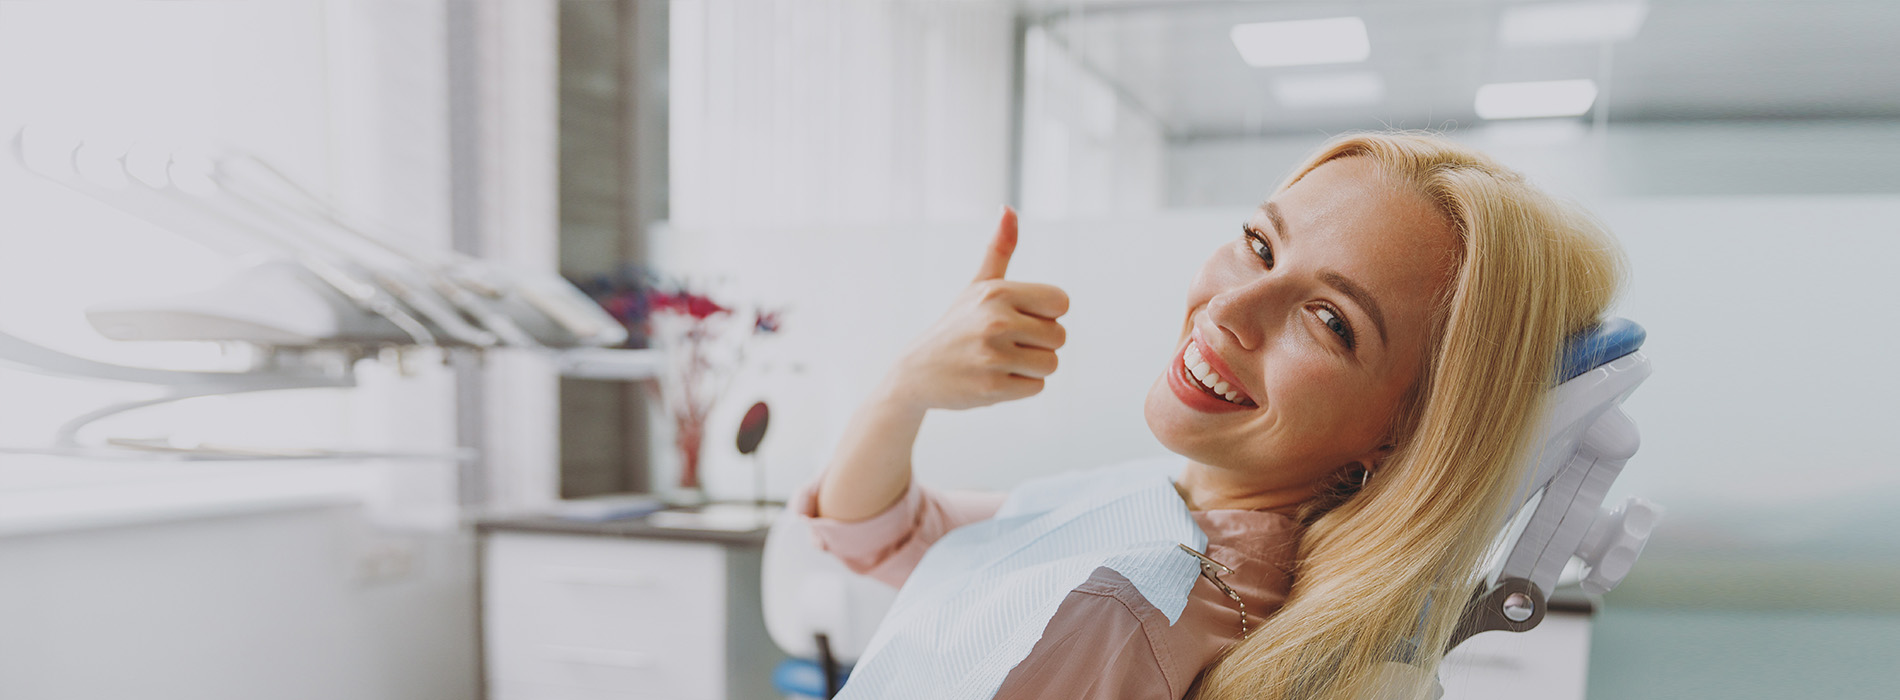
<box><xmin>667</xmin><ymin>414</ymin><xmax>709</xmax><ymax>506</ymax></box>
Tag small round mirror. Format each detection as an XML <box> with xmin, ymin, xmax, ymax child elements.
<box><xmin>736</xmin><ymin>401</ymin><xmax>770</xmax><ymax>455</ymax></box>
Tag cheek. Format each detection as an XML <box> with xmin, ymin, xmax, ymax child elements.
<box><xmin>1183</xmin><ymin>248</ymin><xmax>1244</xmax><ymax>313</ymax></box>
<box><xmin>1259</xmin><ymin>348</ymin><xmax>1387</xmax><ymax>446</ymax></box>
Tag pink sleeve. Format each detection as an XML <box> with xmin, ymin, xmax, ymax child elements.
<box><xmin>791</xmin><ymin>477</ymin><xmax>1006</xmax><ymax>589</ymax></box>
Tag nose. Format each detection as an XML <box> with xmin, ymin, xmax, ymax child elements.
<box><xmin>1205</xmin><ymin>273</ymin><xmax>1290</xmax><ymax>352</ymax></box>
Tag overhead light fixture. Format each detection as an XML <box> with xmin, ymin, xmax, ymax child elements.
<box><xmin>1474</xmin><ymin>79</ymin><xmax>1599</xmax><ymax>119</ymax></box>
<box><xmin>1499</xmin><ymin>2</ymin><xmax>1649</xmax><ymax>46</ymax></box>
<box><xmin>1272</xmin><ymin>72</ymin><xmax>1385</xmax><ymax>108</ymax></box>
<box><xmin>1231</xmin><ymin>17</ymin><xmax>1371</xmax><ymax>67</ymax></box>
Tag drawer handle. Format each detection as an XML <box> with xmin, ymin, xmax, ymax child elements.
<box><xmin>540</xmin><ymin>566</ymin><xmax>657</xmax><ymax>588</ymax></box>
<box><xmin>543</xmin><ymin>645</ymin><xmax>654</xmax><ymax>669</ymax></box>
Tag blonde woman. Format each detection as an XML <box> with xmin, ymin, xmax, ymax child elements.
<box><xmin>795</xmin><ymin>131</ymin><xmax>1624</xmax><ymax>699</ymax></box>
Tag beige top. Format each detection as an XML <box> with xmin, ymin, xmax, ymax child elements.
<box><xmin>794</xmin><ymin>476</ymin><xmax>1304</xmax><ymax>698</ymax></box>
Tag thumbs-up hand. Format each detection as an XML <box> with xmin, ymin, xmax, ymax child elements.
<box><xmin>882</xmin><ymin>207</ymin><xmax>1071</xmax><ymax>411</ymax></box>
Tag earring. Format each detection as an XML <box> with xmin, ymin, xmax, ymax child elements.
<box><xmin>1345</xmin><ymin>465</ymin><xmax>1370</xmax><ymax>488</ymax></box>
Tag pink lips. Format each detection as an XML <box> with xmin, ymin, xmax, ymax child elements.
<box><xmin>1167</xmin><ymin>331</ymin><xmax>1257</xmax><ymax>414</ymax></box>
<box><xmin>1189</xmin><ymin>327</ymin><xmax>1255</xmax><ymax>405</ymax></box>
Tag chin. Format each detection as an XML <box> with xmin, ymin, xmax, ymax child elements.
<box><xmin>1142</xmin><ymin>371</ymin><xmax>1201</xmax><ymax>460</ymax></box>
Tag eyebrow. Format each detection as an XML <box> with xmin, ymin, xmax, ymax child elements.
<box><xmin>1320</xmin><ymin>270</ymin><xmax>1389</xmax><ymax>348</ymax></box>
<box><xmin>1263</xmin><ymin>201</ymin><xmax>1390</xmax><ymax>348</ymax></box>
<box><xmin>1263</xmin><ymin>201</ymin><xmax>1288</xmax><ymax>243</ymax></box>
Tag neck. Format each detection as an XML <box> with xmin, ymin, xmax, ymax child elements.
<box><xmin>1175</xmin><ymin>460</ymin><xmax>1311</xmax><ymax>515</ymax></box>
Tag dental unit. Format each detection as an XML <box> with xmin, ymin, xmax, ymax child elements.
<box><xmin>1</xmin><ymin>126</ymin><xmax>628</xmax><ymax>459</ymax></box>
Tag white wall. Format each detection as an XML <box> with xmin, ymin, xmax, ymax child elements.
<box><xmin>660</xmin><ymin>0</ymin><xmax>1022</xmax><ymax>498</ymax></box>
<box><xmin>668</xmin><ymin>0</ymin><xmax>1015</xmax><ymax>230</ymax></box>
<box><xmin>1597</xmin><ymin>195</ymin><xmax>1900</xmax><ymax>522</ymax></box>
<box><xmin>1019</xmin><ymin>24</ymin><xmax>1168</xmax><ymax>216</ymax></box>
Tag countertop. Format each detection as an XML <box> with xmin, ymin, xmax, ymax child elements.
<box><xmin>477</xmin><ymin>502</ymin><xmax>779</xmax><ymax>547</ymax></box>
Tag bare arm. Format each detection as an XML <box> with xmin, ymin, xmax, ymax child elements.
<box><xmin>814</xmin><ymin>207</ymin><xmax>1069</xmax><ymax>521</ymax></box>
<box><xmin>814</xmin><ymin>380</ymin><xmax>928</xmax><ymax>522</ymax></box>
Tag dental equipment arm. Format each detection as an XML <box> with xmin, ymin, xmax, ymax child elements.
<box><xmin>1</xmin><ymin>126</ymin><xmax>629</xmax><ymax>458</ymax></box>
<box><xmin>8</xmin><ymin>127</ymin><xmax>626</xmax><ymax>351</ymax></box>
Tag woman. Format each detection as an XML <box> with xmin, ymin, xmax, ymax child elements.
<box><xmin>796</xmin><ymin>131</ymin><xmax>1624</xmax><ymax>699</ymax></box>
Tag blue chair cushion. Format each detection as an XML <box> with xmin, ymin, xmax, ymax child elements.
<box><xmin>773</xmin><ymin>657</ymin><xmax>850</xmax><ymax>698</ymax></box>
<box><xmin>1557</xmin><ymin>317</ymin><xmax>1645</xmax><ymax>383</ymax></box>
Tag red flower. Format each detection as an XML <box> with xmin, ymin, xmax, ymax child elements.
<box><xmin>648</xmin><ymin>290</ymin><xmax>730</xmax><ymax>320</ymax></box>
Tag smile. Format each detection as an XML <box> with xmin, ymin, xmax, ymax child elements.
<box><xmin>1182</xmin><ymin>339</ymin><xmax>1253</xmax><ymax>405</ymax></box>
<box><xmin>1167</xmin><ymin>334</ymin><xmax>1258</xmax><ymax>413</ymax></box>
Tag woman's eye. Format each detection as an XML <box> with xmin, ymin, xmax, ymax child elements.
<box><xmin>1243</xmin><ymin>227</ymin><xmax>1274</xmax><ymax>268</ymax></box>
<box><xmin>1316</xmin><ymin>307</ymin><xmax>1356</xmax><ymax>349</ymax></box>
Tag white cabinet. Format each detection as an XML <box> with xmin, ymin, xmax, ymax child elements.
<box><xmin>481</xmin><ymin>529</ymin><xmax>781</xmax><ymax>700</ymax></box>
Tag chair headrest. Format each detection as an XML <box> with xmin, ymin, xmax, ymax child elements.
<box><xmin>1557</xmin><ymin>317</ymin><xmax>1646</xmax><ymax>383</ymax></box>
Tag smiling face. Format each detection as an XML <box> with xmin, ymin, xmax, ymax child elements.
<box><xmin>1143</xmin><ymin>156</ymin><xmax>1464</xmax><ymax>509</ymax></box>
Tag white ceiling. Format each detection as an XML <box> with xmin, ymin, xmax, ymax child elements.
<box><xmin>1029</xmin><ymin>0</ymin><xmax>1900</xmax><ymax>139</ymax></box>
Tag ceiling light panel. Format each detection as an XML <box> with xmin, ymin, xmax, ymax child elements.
<box><xmin>1474</xmin><ymin>79</ymin><xmax>1600</xmax><ymax>119</ymax></box>
<box><xmin>1230</xmin><ymin>17</ymin><xmax>1371</xmax><ymax>67</ymax></box>
<box><xmin>1272</xmin><ymin>72</ymin><xmax>1386</xmax><ymax>108</ymax></box>
<box><xmin>1499</xmin><ymin>2</ymin><xmax>1649</xmax><ymax>46</ymax></box>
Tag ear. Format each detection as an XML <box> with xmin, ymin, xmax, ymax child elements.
<box><xmin>1349</xmin><ymin>441</ymin><xmax>1398</xmax><ymax>472</ymax></box>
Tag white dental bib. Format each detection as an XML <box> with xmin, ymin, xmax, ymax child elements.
<box><xmin>837</xmin><ymin>457</ymin><xmax>1208</xmax><ymax>700</ymax></box>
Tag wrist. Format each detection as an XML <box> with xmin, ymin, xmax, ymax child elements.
<box><xmin>868</xmin><ymin>373</ymin><xmax>930</xmax><ymax>416</ymax></box>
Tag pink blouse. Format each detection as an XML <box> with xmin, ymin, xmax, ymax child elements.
<box><xmin>793</xmin><ymin>477</ymin><xmax>1304</xmax><ymax>699</ymax></box>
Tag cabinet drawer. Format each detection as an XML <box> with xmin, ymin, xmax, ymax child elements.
<box><xmin>484</xmin><ymin>533</ymin><xmax>726</xmax><ymax>697</ymax></box>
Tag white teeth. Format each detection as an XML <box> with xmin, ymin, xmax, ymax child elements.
<box><xmin>1182</xmin><ymin>341</ymin><xmax>1247</xmax><ymax>405</ymax></box>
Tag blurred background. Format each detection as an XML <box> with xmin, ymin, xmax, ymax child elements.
<box><xmin>0</xmin><ymin>1</ymin><xmax>1895</xmax><ymax>699</ymax></box>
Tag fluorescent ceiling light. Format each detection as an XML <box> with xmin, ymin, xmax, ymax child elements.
<box><xmin>1474</xmin><ymin>79</ymin><xmax>1599</xmax><ymax>119</ymax></box>
<box><xmin>1231</xmin><ymin>17</ymin><xmax>1370</xmax><ymax>67</ymax></box>
<box><xmin>1273</xmin><ymin>72</ymin><xmax>1385</xmax><ymax>108</ymax></box>
<box><xmin>1499</xmin><ymin>2</ymin><xmax>1649</xmax><ymax>46</ymax></box>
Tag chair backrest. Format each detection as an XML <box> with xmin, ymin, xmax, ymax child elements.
<box><xmin>1501</xmin><ymin>318</ymin><xmax>1652</xmax><ymax>591</ymax></box>
<box><xmin>1453</xmin><ymin>318</ymin><xmax>1661</xmax><ymax>647</ymax></box>
<box><xmin>760</xmin><ymin>504</ymin><xmax>899</xmax><ymax>663</ymax></box>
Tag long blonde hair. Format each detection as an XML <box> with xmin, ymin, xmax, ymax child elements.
<box><xmin>1192</xmin><ymin>132</ymin><xmax>1625</xmax><ymax>700</ymax></box>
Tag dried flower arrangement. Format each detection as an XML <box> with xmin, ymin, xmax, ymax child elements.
<box><xmin>577</xmin><ymin>268</ymin><xmax>782</xmax><ymax>495</ymax></box>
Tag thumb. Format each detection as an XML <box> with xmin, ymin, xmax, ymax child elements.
<box><xmin>972</xmin><ymin>205</ymin><xmax>1018</xmax><ymax>282</ymax></box>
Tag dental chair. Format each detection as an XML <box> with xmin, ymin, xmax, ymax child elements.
<box><xmin>760</xmin><ymin>319</ymin><xmax>1658</xmax><ymax>699</ymax></box>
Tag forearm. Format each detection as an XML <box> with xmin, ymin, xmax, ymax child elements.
<box><xmin>815</xmin><ymin>378</ymin><xmax>930</xmax><ymax>522</ymax></box>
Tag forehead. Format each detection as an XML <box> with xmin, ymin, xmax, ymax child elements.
<box><xmin>1261</xmin><ymin>156</ymin><xmax>1462</xmax><ymax>339</ymax></box>
<box><xmin>1269</xmin><ymin>157</ymin><xmax>1452</xmax><ymax>249</ymax></box>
